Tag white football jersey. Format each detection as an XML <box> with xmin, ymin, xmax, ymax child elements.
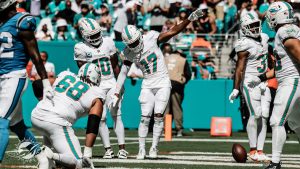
<box><xmin>123</xmin><ymin>31</ymin><xmax>171</xmax><ymax>88</ymax></box>
<box><xmin>274</xmin><ymin>24</ymin><xmax>300</xmax><ymax>82</ymax></box>
<box><xmin>33</xmin><ymin>71</ymin><xmax>105</xmax><ymax>126</ymax></box>
<box><xmin>234</xmin><ymin>33</ymin><xmax>269</xmax><ymax>77</ymax></box>
<box><xmin>74</xmin><ymin>37</ymin><xmax>117</xmax><ymax>80</ymax></box>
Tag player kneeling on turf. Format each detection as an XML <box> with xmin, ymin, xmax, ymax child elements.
<box><xmin>31</xmin><ymin>63</ymin><xmax>104</xmax><ymax>169</ymax></box>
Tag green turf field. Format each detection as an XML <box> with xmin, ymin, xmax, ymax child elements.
<box><xmin>1</xmin><ymin>129</ymin><xmax>299</xmax><ymax>169</ymax></box>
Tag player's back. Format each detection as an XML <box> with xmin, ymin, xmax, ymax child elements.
<box><xmin>234</xmin><ymin>33</ymin><xmax>269</xmax><ymax>77</ymax></box>
<box><xmin>0</xmin><ymin>12</ymin><xmax>36</xmax><ymax>76</ymax></box>
<box><xmin>34</xmin><ymin>71</ymin><xmax>103</xmax><ymax>126</ymax></box>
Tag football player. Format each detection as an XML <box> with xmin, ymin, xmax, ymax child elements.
<box><xmin>263</xmin><ymin>2</ymin><xmax>300</xmax><ymax>168</ymax></box>
<box><xmin>110</xmin><ymin>9</ymin><xmax>203</xmax><ymax>159</ymax></box>
<box><xmin>0</xmin><ymin>0</ymin><xmax>53</xmax><ymax>167</ymax></box>
<box><xmin>31</xmin><ymin>63</ymin><xmax>104</xmax><ymax>169</ymax></box>
<box><xmin>228</xmin><ymin>14</ymin><xmax>271</xmax><ymax>162</ymax></box>
<box><xmin>74</xmin><ymin>18</ymin><xmax>127</xmax><ymax>159</ymax></box>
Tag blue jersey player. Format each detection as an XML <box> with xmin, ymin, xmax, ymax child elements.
<box><xmin>0</xmin><ymin>0</ymin><xmax>54</xmax><ymax>168</ymax></box>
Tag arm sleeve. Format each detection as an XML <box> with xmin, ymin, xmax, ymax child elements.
<box><xmin>115</xmin><ymin>64</ymin><xmax>130</xmax><ymax>94</ymax></box>
<box><xmin>17</xmin><ymin>13</ymin><xmax>37</xmax><ymax>31</ymax></box>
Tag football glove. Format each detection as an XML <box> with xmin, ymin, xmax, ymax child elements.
<box><xmin>109</xmin><ymin>94</ymin><xmax>119</xmax><ymax>109</ymax></box>
<box><xmin>229</xmin><ymin>89</ymin><xmax>239</xmax><ymax>103</ymax></box>
<box><xmin>188</xmin><ymin>8</ymin><xmax>204</xmax><ymax>21</ymax></box>
<box><xmin>42</xmin><ymin>79</ymin><xmax>54</xmax><ymax>103</ymax></box>
<box><xmin>258</xmin><ymin>82</ymin><xmax>268</xmax><ymax>93</ymax></box>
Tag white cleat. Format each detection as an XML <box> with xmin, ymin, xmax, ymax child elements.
<box><xmin>117</xmin><ymin>149</ymin><xmax>128</xmax><ymax>159</ymax></box>
<box><xmin>103</xmin><ymin>149</ymin><xmax>114</xmax><ymax>159</ymax></box>
<box><xmin>248</xmin><ymin>152</ymin><xmax>259</xmax><ymax>162</ymax></box>
<box><xmin>149</xmin><ymin>147</ymin><xmax>158</xmax><ymax>159</ymax></box>
<box><xmin>257</xmin><ymin>153</ymin><xmax>271</xmax><ymax>162</ymax></box>
<box><xmin>35</xmin><ymin>148</ymin><xmax>50</xmax><ymax>169</ymax></box>
<box><xmin>136</xmin><ymin>149</ymin><xmax>146</xmax><ymax>160</ymax></box>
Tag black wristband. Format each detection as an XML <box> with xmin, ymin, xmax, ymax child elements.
<box><xmin>86</xmin><ymin>114</ymin><xmax>101</xmax><ymax>135</ymax></box>
<box><xmin>258</xmin><ymin>73</ymin><xmax>267</xmax><ymax>82</ymax></box>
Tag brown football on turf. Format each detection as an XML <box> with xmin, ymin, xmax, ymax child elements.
<box><xmin>232</xmin><ymin>143</ymin><xmax>247</xmax><ymax>163</ymax></box>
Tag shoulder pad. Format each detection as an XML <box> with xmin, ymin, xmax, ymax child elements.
<box><xmin>17</xmin><ymin>13</ymin><xmax>36</xmax><ymax>31</ymax></box>
<box><xmin>277</xmin><ymin>24</ymin><xmax>300</xmax><ymax>43</ymax></box>
<box><xmin>74</xmin><ymin>43</ymin><xmax>88</xmax><ymax>61</ymax></box>
<box><xmin>57</xmin><ymin>71</ymin><xmax>76</xmax><ymax>78</ymax></box>
<box><xmin>234</xmin><ymin>37</ymin><xmax>251</xmax><ymax>53</ymax></box>
<box><xmin>144</xmin><ymin>30</ymin><xmax>160</xmax><ymax>41</ymax></box>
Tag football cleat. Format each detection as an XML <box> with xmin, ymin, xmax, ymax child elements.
<box><xmin>103</xmin><ymin>149</ymin><xmax>114</xmax><ymax>159</ymax></box>
<box><xmin>149</xmin><ymin>147</ymin><xmax>158</xmax><ymax>159</ymax></box>
<box><xmin>257</xmin><ymin>153</ymin><xmax>271</xmax><ymax>162</ymax></box>
<box><xmin>117</xmin><ymin>149</ymin><xmax>128</xmax><ymax>159</ymax></box>
<box><xmin>248</xmin><ymin>152</ymin><xmax>259</xmax><ymax>161</ymax></box>
<box><xmin>265</xmin><ymin>161</ymin><xmax>282</xmax><ymax>169</ymax></box>
<box><xmin>136</xmin><ymin>148</ymin><xmax>146</xmax><ymax>160</ymax></box>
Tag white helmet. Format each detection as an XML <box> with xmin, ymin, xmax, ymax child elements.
<box><xmin>0</xmin><ymin>0</ymin><xmax>16</xmax><ymax>11</ymax></box>
<box><xmin>78</xmin><ymin>18</ymin><xmax>103</xmax><ymax>47</ymax></box>
<box><xmin>122</xmin><ymin>25</ymin><xmax>143</xmax><ymax>53</ymax></box>
<box><xmin>78</xmin><ymin>63</ymin><xmax>101</xmax><ymax>86</ymax></box>
<box><xmin>266</xmin><ymin>1</ymin><xmax>294</xmax><ymax>29</ymax></box>
<box><xmin>240</xmin><ymin>13</ymin><xmax>261</xmax><ymax>38</ymax></box>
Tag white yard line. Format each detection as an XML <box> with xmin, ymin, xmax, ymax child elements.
<box><xmin>9</xmin><ymin>136</ymin><xmax>299</xmax><ymax>144</ymax></box>
<box><xmin>169</xmin><ymin>151</ymin><xmax>300</xmax><ymax>157</ymax></box>
<box><xmin>92</xmin><ymin>158</ymin><xmax>300</xmax><ymax>168</ymax></box>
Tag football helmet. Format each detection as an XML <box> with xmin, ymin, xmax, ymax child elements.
<box><xmin>240</xmin><ymin>13</ymin><xmax>261</xmax><ymax>38</ymax></box>
<box><xmin>0</xmin><ymin>0</ymin><xmax>17</xmax><ymax>11</ymax></box>
<box><xmin>122</xmin><ymin>25</ymin><xmax>143</xmax><ymax>53</ymax></box>
<box><xmin>78</xmin><ymin>18</ymin><xmax>103</xmax><ymax>47</ymax></box>
<box><xmin>266</xmin><ymin>1</ymin><xmax>294</xmax><ymax>29</ymax></box>
<box><xmin>78</xmin><ymin>63</ymin><xmax>101</xmax><ymax>86</ymax></box>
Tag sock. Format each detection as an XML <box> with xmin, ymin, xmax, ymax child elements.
<box><xmin>138</xmin><ymin>116</ymin><xmax>150</xmax><ymax>150</ymax></box>
<box><xmin>10</xmin><ymin>120</ymin><xmax>41</xmax><ymax>155</ymax></box>
<box><xmin>112</xmin><ymin>115</ymin><xmax>125</xmax><ymax>145</ymax></box>
<box><xmin>0</xmin><ymin>118</ymin><xmax>9</xmax><ymax>161</ymax></box>
<box><xmin>152</xmin><ymin>116</ymin><xmax>164</xmax><ymax>149</ymax></box>
<box><xmin>98</xmin><ymin>120</ymin><xmax>111</xmax><ymax>148</ymax></box>
<box><xmin>272</xmin><ymin>126</ymin><xmax>286</xmax><ymax>163</ymax></box>
<box><xmin>257</xmin><ymin>117</ymin><xmax>267</xmax><ymax>151</ymax></box>
<box><xmin>247</xmin><ymin>116</ymin><xmax>258</xmax><ymax>149</ymax></box>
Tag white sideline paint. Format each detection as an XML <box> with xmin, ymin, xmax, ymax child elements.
<box><xmin>9</xmin><ymin>136</ymin><xmax>299</xmax><ymax>144</ymax></box>
<box><xmin>92</xmin><ymin>158</ymin><xmax>300</xmax><ymax>168</ymax></box>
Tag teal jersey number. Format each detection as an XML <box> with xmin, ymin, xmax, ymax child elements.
<box><xmin>55</xmin><ymin>75</ymin><xmax>89</xmax><ymax>101</ymax></box>
<box><xmin>274</xmin><ymin>50</ymin><xmax>282</xmax><ymax>71</ymax></box>
<box><xmin>140</xmin><ymin>53</ymin><xmax>157</xmax><ymax>74</ymax></box>
<box><xmin>257</xmin><ymin>54</ymin><xmax>267</xmax><ymax>73</ymax></box>
<box><xmin>95</xmin><ymin>57</ymin><xmax>112</xmax><ymax>76</ymax></box>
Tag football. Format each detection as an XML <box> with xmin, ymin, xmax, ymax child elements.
<box><xmin>232</xmin><ymin>143</ymin><xmax>247</xmax><ymax>163</ymax></box>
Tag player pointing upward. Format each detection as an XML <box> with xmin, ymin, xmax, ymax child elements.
<box><xmin>111</xmin><ymin>9</ymin><xmax>203</xmax><ymax>160</ymax></box>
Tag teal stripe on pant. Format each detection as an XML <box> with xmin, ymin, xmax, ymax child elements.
<box><xmin>243</xmin><ymin>86</ymin><xmax>255</xmax><ymax>116</ymax></box>
<box><xmin>279</xmin><ymin>78</ymin><xmax>298</xmax><ymax>126</ymax></box>
<box><xmin>63</xmin><ymin>126</ymin><xmax>80</xmax><ymax>159</ymax></box>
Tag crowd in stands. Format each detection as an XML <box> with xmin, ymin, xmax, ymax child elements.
<box><xmin>16</xmin><ymin>0</ymin><xmax>299</xmax><ymax>79</ymax></box>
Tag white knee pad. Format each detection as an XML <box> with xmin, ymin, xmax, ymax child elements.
<box><xmin>139</xmin><ymin>89</ymin><xmax>155</xmax><ymax>117</ymax></box>
<box><xmin>154</xmin><ymin>88</ymin><xmax>170</xmax><ymax>114</ymax></box>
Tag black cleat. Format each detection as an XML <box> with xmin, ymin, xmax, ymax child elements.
<box><xmin>265</xmin><ymin>161</ymin><xmax>281</xmax><ymax>169</ymax></box>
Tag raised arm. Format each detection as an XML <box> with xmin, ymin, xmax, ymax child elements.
<box><xmin>157</xmin><ymin>9</ymin><xmax>203</xmax><ymax>44</ymax></box>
